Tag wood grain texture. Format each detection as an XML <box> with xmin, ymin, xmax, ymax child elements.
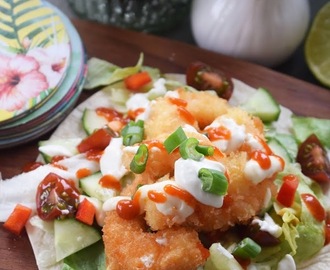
<box><xmin>0</xmin><ymin>19</ymin><xmax>329</xmax><ymax>270</ymax></box>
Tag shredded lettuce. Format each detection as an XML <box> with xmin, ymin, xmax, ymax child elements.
<box><xmin>292</xmin><ymin>116</ymin><xmax>330</xmax><ymax>148</ymax></box>
<box><xmin>84</xmin><ymin>54</ymin><xmax>144</xmax><ymax>89</ymax></box>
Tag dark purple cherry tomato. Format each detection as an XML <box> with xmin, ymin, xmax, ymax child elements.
<box><xmin>186</xmin><ymin>61</ymin><xmax>233</xmax><ymax>100</ymax></box>
<box><xmin>297</xmin><ymin>134</ymin><xmax>330</xmax><ymax>183</ymax></box>
<box><xmin>36</xmin><ymin>173</ymin><xmax>80</xmax><ymax>220</ymax></box>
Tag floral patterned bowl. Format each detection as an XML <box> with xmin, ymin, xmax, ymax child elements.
<box><xmin>0</xmin><ymin>0</ymin><xmax>86</xmax><ymax>148</ymax></box>
<box><xmin>0</xmin><ymin>0</ymin><xmax>72</xmax><ymax>124</ymax></box>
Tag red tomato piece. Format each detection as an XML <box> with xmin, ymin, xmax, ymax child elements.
<box><xmin>297</xmin><ymin>134</ymin><xmax>330</xmax><ymax>183</ymax></box>
<box><xmin>77</xmin><ymin>128</ymin><xmax>113</xmax><ymax>153</ymax></box>
<box><xmin>124</xmin><ymin>71</ymin><xmax>152</xmax><ymax>91</ymax></box>
<box><xmin>186</xmin><ymin>61</ymin><xmax>233</xmax><ymax>100</ymax></box>
<box><xmin>36</xmin><ymin>173</ymin><xmax>80</xmax><ymax>221</ymax></box>
<box><xmin>75</xmin><ymin>199</ymin><xmax>96</xmax><ymax>226</ymax></box>
<box><xmin>3</xmin><ymin>204</ymin><xmax>32</xmax><ymax>235</ymax></box>
<box><xmin>276</xmin><ymin>174</ymin><xmax>299</xmax><ymax>207</ymax></box>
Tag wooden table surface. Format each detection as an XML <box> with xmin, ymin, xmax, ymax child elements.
<box><xmin>0</xmin><ymin>19</ymin><xmax>330</xmax><ymax>270</ymax></box>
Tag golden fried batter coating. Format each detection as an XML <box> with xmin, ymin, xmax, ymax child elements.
<box><xmin>177</xmin><ymin>88</ymin><xmax>229</xmax><ymax>129</ymax></box>
<box><xmin>142</xmin><ymin>152</ymin><xmax>276</xmax><ymax>232</ymax></box>
<box><xmin>103</xmin><ymin>211</ymin><xmax>208</xmax><ymax>270</ymax></box>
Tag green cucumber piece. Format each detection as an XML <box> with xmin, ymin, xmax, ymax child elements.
<box><xmin>54</xmin><ymin>218</ymin><xmax>101</xmax><ymax>262</ymax></box>
<box><xmin>79</xmin><ymin>172</ymin><xmax>117</xmax><ymax>201</ymax></box>
<box><xmin>82</xmin><ymin>108</ymin><xmax>108</xmax><ymax>135</ymax></box>
<box><xmin>241</xmin><ymin>88</ymin><xmax>280</xmax><ymax>123</ymax></box>
<box><xmin>204</xmin><ymin>243</ymin><xmax>243</xmax><ymax>270</ymax></box>
<box><xmin>267</xmin><ymin>137</ymin><xmax>292</xmax><ymax>165</ymax></box>
<box><xmin>38</xmin><ymin>138</ymin><xmax>81</xmax><ymax>163</ymax></box>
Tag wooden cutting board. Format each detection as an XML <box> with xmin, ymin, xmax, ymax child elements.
<box><xmin>0</xmin><ymin>19</ymin><xmax>329</xmax><ymax>270</ymax></box>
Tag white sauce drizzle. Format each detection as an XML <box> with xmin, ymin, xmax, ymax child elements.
<box><xmin>207</xmin><ymin>117</ymin><xmax>246</xmax><ymax>153</ymax></box>
<box><xmin>175</xmin><ymin>158</ymin><xmax>226</xmax><ymax>208</ymax></box>
<box><xmin>244</xmin><ymin>156</ymin><xmax>283</xmax><ymax>184</ymax></box>
<box><xmin>100</xmin><ymin>137</ymin><xmax>127</xmax><ymax>181</ymax></box>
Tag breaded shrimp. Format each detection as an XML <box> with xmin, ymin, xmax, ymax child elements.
<box><xmin>103</xmin><ymin>211</ymin><xmax>208</xmax><ymax>270</ymax></box>
<box><xmin>144</xmin><ymin>98</ymin><xmax>199</xmax><ymax>141</ymax></box>
<box><xmin>142</xmin><ymin>152</ymin><xmax>276</xmax><ymax>232</ymax></box>
<box><xmin>177</xmin><ymin>88</ymin><xmax>229</xmax><ymax>129</ymax></box>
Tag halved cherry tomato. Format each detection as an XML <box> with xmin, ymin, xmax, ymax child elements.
<box><xmin>186</xmin><ymin>61</ymin><xmax>233</xmax><ymax>100</ymax></box>
<box><xmin>36</xmin><ymin>173</ymin><xmax>80</xmax><ymax>221</ymax></box>
<box><xmin>296</xmin><ymin>134</ymin><xmax>330</xmax><ymax>183</ymax></box>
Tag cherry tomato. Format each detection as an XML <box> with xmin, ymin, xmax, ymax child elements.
<box><xmin>296</xmin><ymin>134</ymin><xmax>330</xmax><ymax>183</ymax></box>
<box><xmin>186</xmin><ymin>61</ymin><xmax>233</xmax><ymax>100</ymax></box>
<box><xmin>36</xmin><ymin>173</ymin><xmax>80</xmax><ymax>221</ymax></box>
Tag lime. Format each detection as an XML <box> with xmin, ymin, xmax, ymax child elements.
<box><xmin>305</xmin><ymin>2</ymin><xmax>330</xmax><ymax>87</ymax></box>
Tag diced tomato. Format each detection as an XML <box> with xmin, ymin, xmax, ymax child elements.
<box><xmin>75</xmin><ymin>199</ymin><xmax>96</xmax><ymax>226</ymax></box>
<box><xmin>77</xmin><ymin>128</ymin><xmax>113</xmax><ymax>153</ymax></box>
<box><xmin>276</xmin><ymin>174</ymin><xmax>299</xmax><ymax>207</ymax></box>
<box><xmin>3</xmin><ymin>204</ymin><xmax>32</xmax><ymax>235</ymax></box>
<box><xmin>124</xmin><ymin>71</ymin><xmax>152</xmax><ymax>91</ymax></box>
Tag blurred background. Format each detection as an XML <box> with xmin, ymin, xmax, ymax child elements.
<box><xmin>48</xmin><ymin>0</ymin><xmax>329</xmax><ymax>88</ymax></box>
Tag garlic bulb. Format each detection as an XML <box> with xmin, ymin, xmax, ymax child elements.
<box><xmin>191</xmin><ymin>0</ymin><xmax>310</xmax><ymax>67</ymax></box>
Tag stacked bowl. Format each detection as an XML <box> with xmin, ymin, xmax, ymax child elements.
<box><xmin>0</xmin><ymin>0</ymin><xmax>86</xmax><ymax>149</ymax></box>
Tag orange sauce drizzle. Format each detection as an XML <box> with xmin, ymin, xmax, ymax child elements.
<box><xmin>255</xmin><ymin>135</ymin><xmax>273</xmax><ymax>155</ymax></box>
<box><xmin>168</xmin><ymin>97</ymin><xmax>188</xmax><ymax>107</ymax></box>
<box><xmin>164</xmin><ymin>184</ymin><xmax>195</xmax><ymax>206</ymax></box>
<box><xmin>127</xmin><ymin>108</ymin><xmax>146</xmax><ymax>120</ymax></box>
<box><xmin>116</xmin><ymin>190</ymin><xmax>141</xmax><ymax>220</ymax></box>
<box><xmin>145</xmin><ymin>140</ymin><xmax>166</xmax><ymax>151</ymax></box>
<box><xmin>251</xmin><ymin>150</ymin><xmax>271</xmax><ymax>170</ymax></box>
<box><xmin>177</xmin><ymin>106</ymin><xmax>195</xmax><ymax>125</ymax></box>
<box><xmin>76</xmin><ymin>168</ymin><xmax>92</xmax><ymax>179</ymax></box>
<box><xmin>99</xmin><ymin>174</ymin><xmax>121</xmax><ymax>191</ymax></box>
<box><xmin>301</xmin><ymin>193</ymin><xmax>326</xmax><ymax>222</ymax></box>
<box><xmin>86</xmin><ymin>149</ymin><xmax>104</xmax><ymax>162</ymax></box>
<box><xmin>206</xmin><ymin>126</ymin><xmax>231</xmax><ymax>141</ymax></box>
<box><xmin>148</xmin><ymin>190</ymin><xmax>167</xmax><ymax>203</ymax></box>
<box><xmin>96</xmin><ymin>107</ymin><xmax>122</xmax><ymax>122</ymax></box>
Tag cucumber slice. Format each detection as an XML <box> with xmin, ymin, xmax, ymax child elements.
<box><xmin>79</xmin><ymin>172</ymin><xmax>117</xmax><ymax>201</ymax></box>
<box><xmin>241</xmin><ymin>88</ymin><xmax>280</xmax><ymax>123</ymax></box>
<box><xmin>267</xmin><ymin>137</ymin><xmax>292</xmax><ymax>165</ymax></box>
<box><xmin>82</xmin><ymin>108</ymin><xmax>108</xmax><ymax>135</ymax></box>
<box><xmin>204</xmin><ymin>243</ymin><xmax>243</xmax><ymax>270</ymax></box>
<box><xmin>38</xmin><ymin>138</ymin><xmax>81</xmax><ymax>163</ymax></box>
<box><xmin>54</xmin><ymin>218</ymin><xmax>101</xmax><ymax>262</ymax></box>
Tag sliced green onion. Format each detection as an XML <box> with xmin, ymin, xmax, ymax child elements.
<box><xmin>195</xmin><ymin>144</ymin><xmax>214</xmax><ymax>156</ymax></box>
<box><xmin>179</xmin><ymin>137</ymin><xmax>203</xmax><ymax>161</ymax></box>
<box><xmin>232</xmin><ymin>237</ymin><xmax>261</xmax><ymax>259</ymax></box>
<box><xmin>121</xmin><ymin>120</ymin><xmax>144</xmax><ymax>146</ymax></box>
<box><xmin>163</xmin><ymin>126</ymin><xmax>187</xmax><ymax>153</ymax></box>
<box><xmin>130</xmin><ymin>144</ymin><xmax>148</xmax><ymax>174</ymax></box>
<box><xmin>198</xmin><ymin>168</ymin><xmax>228</xmax><ymax>195</ymax></box>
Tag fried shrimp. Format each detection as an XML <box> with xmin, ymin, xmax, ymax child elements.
<box><xmin>142</xmin><ymin>152</ymin><xmax>276</xmax><ymax>232</ymax></box>
<box><xmin>102</xmin><ymin>83</ymin><xmax>284</xmax><ymax>269</ymax></box>
<box><xmin>176</xmin><ymin>88</ymin><xmax>229</xmax><ymax>129</ymax></box>
<box><xmin>103</xmin><ymin>211</ymin><xmax>208</xmax><ymax>270</ymax></box>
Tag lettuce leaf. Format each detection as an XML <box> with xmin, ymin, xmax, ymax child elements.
<box><xmin>292</xmin><ymin>116</ymin><xmax>330</xmax><ymax>148</ymax></box>
<box><xmin>84</xmin><ymin>54</ymin><xmax>144</xmax><ymax>90</ymax></box>
<box><xmin>62</xmin><ymin>240</ymin><xmax>106</xmax><ymax>270</ymax></box>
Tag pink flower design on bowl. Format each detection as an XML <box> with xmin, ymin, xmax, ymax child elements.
<box><xmin>0</xmin><ymin>54</ymin><xmax>49</xmax><ymax>112</ymax></box>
